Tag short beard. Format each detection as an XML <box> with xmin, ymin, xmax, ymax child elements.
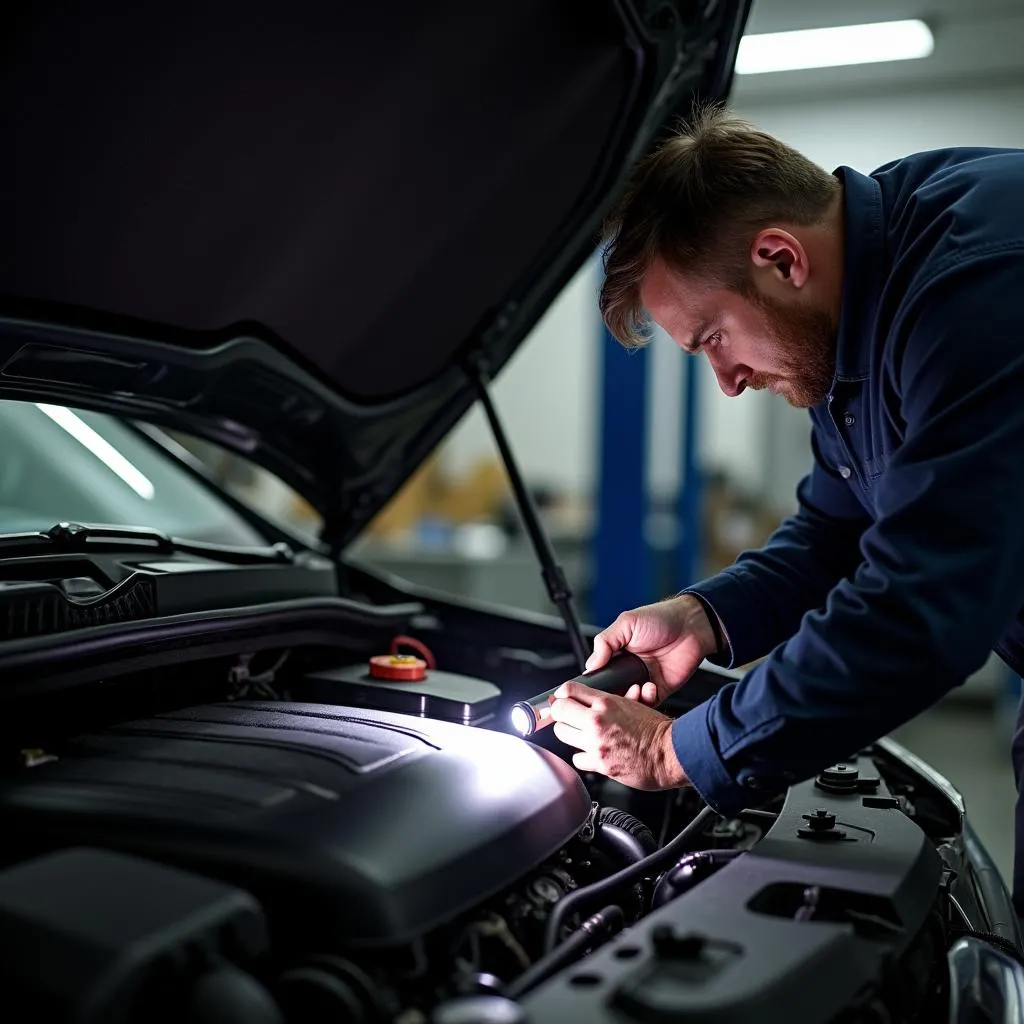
<box><xmin>743</xmin><ymin>289</ymin><xmax>837</xmax><ymax>408</ymax></box>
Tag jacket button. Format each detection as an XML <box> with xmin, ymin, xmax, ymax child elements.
<box><xmin>744</xmin><ymin>775</ymin><xmax>762</xmax><ymax>789</ymax></box>
<box><xmin>844</xmin><ymin>412</ymin><xmax>856</xmax><ymax>426</ymax></box>
<box><xmin>838</xmin><ymin>465</ymin><xmax>852</xmax><ymax>479</ymax></box>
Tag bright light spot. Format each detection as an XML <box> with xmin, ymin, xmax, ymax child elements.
<box><xmin>510</xmin><ymin>705</ymin><xmax>533</xmax><ymax>737</ymax></box>
<box><xmin>735</xmin><ymin>20</ymin><xmax>934</xmax><ymax>75</ymax></box>
<box><xmin>455</xmin><ymin>726</ymin><xmax>538</xmax><ymax>802</ymax></box>
<box><xmin>36</xmin><ymin>404</ymin><xmax>155</xmax><ymax>500</ymax></box>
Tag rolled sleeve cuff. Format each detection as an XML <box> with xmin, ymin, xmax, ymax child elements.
<box><xmin>670</xmin><ymin>695</ymin><xmax>748</xmax><ymax>818</ymax></box>
<box><xmin>683</xmin><ymin>569</ymin><xmax>780</xmax><ymax>668</ymax></box>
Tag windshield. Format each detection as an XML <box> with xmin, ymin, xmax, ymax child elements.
<box><xmin>0</xmin><ymin>400</ymin><xmax>268</xmax><ymax>546</ymax></box>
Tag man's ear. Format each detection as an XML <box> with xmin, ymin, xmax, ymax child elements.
<box><xmin>750</xmin><ymin>228</ymin><xmax>809</xmax><ymax>290</ymax></box>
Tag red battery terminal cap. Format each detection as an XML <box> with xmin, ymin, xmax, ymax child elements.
<box><xmin>369</xmin><ymin>654</ymin><xmax>428</xmax><ymax>681</ymax></box>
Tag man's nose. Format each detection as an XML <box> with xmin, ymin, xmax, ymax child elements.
<box><xmin>709</xmin><ymin>354</ymin><xmax>748</xmax><ymax>397</ymax></box>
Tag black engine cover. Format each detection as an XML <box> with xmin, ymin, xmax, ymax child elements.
<box><xmin>0</xmin><ymin>701</ymin><xmax>591</xmax><ymax>947</ymax></box>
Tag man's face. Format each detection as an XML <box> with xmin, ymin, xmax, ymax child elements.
<box><xmin>639</xmin><ymin>258</ymin><xmax>837</xmax><ymax>408</ymax></box>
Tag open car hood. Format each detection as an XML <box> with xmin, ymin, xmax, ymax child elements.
<box><xmin>0</xmin><ymin>1</ymin><xmax>749</xmax><ymax>549</ymax></box>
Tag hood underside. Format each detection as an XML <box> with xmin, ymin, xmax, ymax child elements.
<box><xmin>0</xmin><ymin>0</ymin><xmax>748</xmax><ymax>547</ymax></box>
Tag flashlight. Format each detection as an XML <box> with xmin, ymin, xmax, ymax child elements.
<box><xmin>509</xmin><ymin>651</ymin><xmax>650</xmax><ymax>738</ymax></box>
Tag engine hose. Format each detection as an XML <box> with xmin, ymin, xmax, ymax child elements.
<box><xmin>504</xmin><ymin>905</ymin><xmax>624</xmax><ymax>1000</ymax></box>
<box><xmin>593</xmin><ymin>823</ymin><xmax>648</xmax><ymax>869</ymax></box>
<box><xmin>950</xmin><ymin>928</ymin><xmax>1024</xmax><ymax>970</ymax></box>
<box><xmin>544</xmin><ymin>805</ymin><xmax>717</xmax><ymax>954</ymax></box>
<box><xmin>651</xmin><ymin>849</ymin><xmax>741</xmax><ymax>909</ymax></box>
<box><xmin>596</xmin><ymin>807</ymin><xmax>656</xmax><ymax>854</ymax></box>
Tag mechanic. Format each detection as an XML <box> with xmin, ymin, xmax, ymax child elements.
<box><xmin>548</xmin><ymin>105</ymin><xmax>1024</xmax><ymax>912</ymax></box>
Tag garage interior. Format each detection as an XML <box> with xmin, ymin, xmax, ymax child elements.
<box><xmin>2</xmin><ymin>1</ymin><xmax>1024</xmax><ymax>1018</ymax></box>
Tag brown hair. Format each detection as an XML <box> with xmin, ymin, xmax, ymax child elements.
<box><xmin>599</xmin><ymin>104</ymin><xmax>840</xmax><ymax>348</ymax></box>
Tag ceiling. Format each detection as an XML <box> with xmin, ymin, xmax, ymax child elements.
<box><xmin>731</xmin><ymin>0</ymin><xmax>1024</xmax><ymax>104</ymax></box>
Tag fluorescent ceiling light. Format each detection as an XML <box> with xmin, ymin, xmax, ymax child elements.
<box><xmin>36</xmin><ymin>403</ymin><xmax>155</xmax><ymax>500</ymax></box>
<box><xmin>736</xmin><ymin>19</ymin><xmax>934</xmax><ymax>75</ymax></box>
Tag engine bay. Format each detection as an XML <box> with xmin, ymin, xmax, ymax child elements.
<box><xmin>0</xmin><ymin>605</ymin><xmax>993</xmax><ymax>1024</ymax></box>
<box><xmin>0</xmin><ymin>701</ymin><xmax>593</xmax><ymax>949</ymax></box>
<box><xmin>0</xmin><ymin>530</ymin><xmax>1012</xmax><ymax>1023</ymax></box>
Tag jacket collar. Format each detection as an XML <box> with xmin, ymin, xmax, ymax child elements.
<box><xmin>830</xmin><ymin>165</ymin><xmax>886</xmax><ymax>382</ymax></box>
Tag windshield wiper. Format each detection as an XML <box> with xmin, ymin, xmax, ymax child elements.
<box><xmin>0</xmin><ymin>522</ymin><xmax>299</xmax><ymax>565</ymax></box>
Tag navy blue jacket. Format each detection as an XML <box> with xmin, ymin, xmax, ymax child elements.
<box><xmin>672</xmin><ymin>148</ymin><xmax>1024</xmax><ymax>815</ymax></box>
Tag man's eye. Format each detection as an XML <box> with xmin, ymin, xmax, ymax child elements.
<box><xmin>704</xmin><ymin>331</ymin><xmax>722</xmax><ymax>348</ymax></box>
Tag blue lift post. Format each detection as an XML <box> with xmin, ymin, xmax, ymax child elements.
<box><xmin>591</xmin><ymin>319</ymin><xmax>651</xmax><ymax>627</ymax></box>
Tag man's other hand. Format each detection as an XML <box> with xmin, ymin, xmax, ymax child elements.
<box><xmin>586</xmin><ymin>594</ymin><xmax>718</xmax><ymax>705</ymax></box>
<box><xmin>548</xmin><ymin>681</ymin><xmax>689</xmax><ymax>790</ymax></box>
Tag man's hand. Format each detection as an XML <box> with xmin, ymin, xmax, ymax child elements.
<box><xmin>586</xmin><ymin>594</ymin><xmax>719</xmax><ymax>706</ymax></box>
<box><xmin>548</xmin><ymin>681</ymin><xmax>690</xmax><ymax>791</ymax></box>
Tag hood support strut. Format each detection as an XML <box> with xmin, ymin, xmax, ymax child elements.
<box><xmin>465</xmin><ymin>355</ymin><xmax>589</xmax><ymax>673</ymax></box>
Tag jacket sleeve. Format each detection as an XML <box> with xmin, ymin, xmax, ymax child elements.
<box><xmin>673</xmin><ymin>249</ymin><xmax>1024</xmax><ymax>816</ymax></box>
<box><xmin>684</xmin><ymin>428</ymin><xmax>871</xmax><ymax>669</ymax></box>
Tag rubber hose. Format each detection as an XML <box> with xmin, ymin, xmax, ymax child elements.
<box><xmin>593</xmin><ymin>822</ymin><xmax>648</xmax><ymax>868</ymax></box>
<box><xmin>951</xmin><ymin>929</ymin><xmax>1024</xmax><ymax>970</ymax></box>
<box><xmin>544</xmin><ymin>805</ymin><xmax>716</xmax><ymax>953</ymax></box>
<box><xmin>596</xmin><ymin>806</ymin><xmax>657</xmax><ymax>853</ymax></box>
<box><xmin>651</xmin><ymin>849</ymin><xmax>741</xmax><ymax>908</ymax></box>
<box><xmin>505</xmin><ymin>905</ymin><xmax>624</xmax><ymax>1000</ymax></box>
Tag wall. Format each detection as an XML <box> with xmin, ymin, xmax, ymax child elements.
<box><xmin>441</xmin><ymin>80</ymin><xmax>1024</xmax><ymax>506</ymax></box>
<box><xmin>441</xmin><ymin>258</ymin><xmax>601</xmax><ymax>493</ymax></box>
